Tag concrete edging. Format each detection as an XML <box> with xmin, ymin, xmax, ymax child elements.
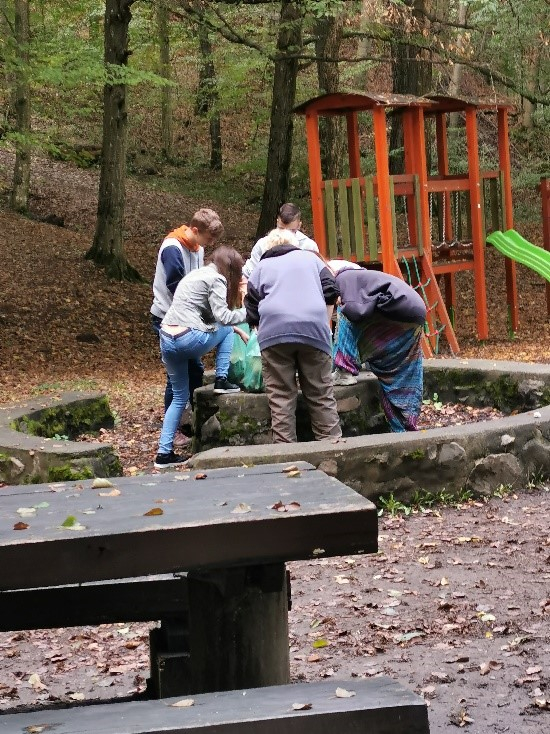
<box><xmin>0</xmin><ymin>392</ymin><xmax>121</xmax><ymax>484</ymax></box>
<box><xmin>189</xmin><ymin>359</ymin><xmax>550</xmax><ymax>500</ymax></box>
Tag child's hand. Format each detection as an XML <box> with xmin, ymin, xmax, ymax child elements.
<box><xmin>237</xmin><ymin>276</ymin><xmax>248</xmax><ymax>306</ymax></box>
<box><xmin>233</xmin><ymin>326</ymin><xmax>249</xmax><ymax>344</ymax></box>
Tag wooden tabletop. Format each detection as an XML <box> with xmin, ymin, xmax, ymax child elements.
<box><xmin>0</xmin><ymin>463</ymin><xmax>377</xmax><ymax>591</ymax></box>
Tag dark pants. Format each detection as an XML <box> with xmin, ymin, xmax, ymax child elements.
<box><xmin>151</xmin><ymin>315</ymin><xmax>204</xmax><ymax>411</ymax></box>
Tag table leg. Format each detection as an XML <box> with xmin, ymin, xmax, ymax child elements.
<box><xmin>189</xmin><ymin>563</ymin><xmax>290</xmax><ymax>694</ymax></box>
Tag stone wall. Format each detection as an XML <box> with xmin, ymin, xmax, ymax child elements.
<box><xmin>0</xmin><ymin>392</ymin><xmax>121</xmax><ymax>484</ymax></box>
<box><xmin>190</xmin><ymin>360</ymin><xmax>550</xmax><ymax>500</ymax></box>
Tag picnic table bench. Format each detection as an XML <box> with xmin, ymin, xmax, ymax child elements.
<box><xmin>0</xmin><ymin>462</ymin><xmax>377</xmax><ymax>697</ymax></box>
<box><xmin>0</xmin><ymin>678</ymin><xmax>429</xmax><ymax>734</ymax></box>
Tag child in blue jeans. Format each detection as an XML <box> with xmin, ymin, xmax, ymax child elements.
<box><xmin>155</xmin><ymin>246</ymin><xmax>246</xmax><ymax>468</ymax></box>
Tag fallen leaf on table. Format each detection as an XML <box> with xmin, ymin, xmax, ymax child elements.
<box><xmin>232</xmin><ymin>503</ymin><xmax>252</xmax><ymax>514</ymax></box>
<box><xmin>194</xmin><ymin>473</ymin><xmax>207</xmax><ymax>480</ymax></box>
<box><xmin>286</xmin><ymin>470</ymin><xmax>301</xmax><ymax>478</ymax></box>
<box><xmin>282</xmin><ymin>465</ymin><xmax>299</xmax><ymax>473</ymax></box>
<box><xmin>92</xmin><ymin>478</ymin><xmax>115</xmax><ymax>489</ymax></box>
<box><xmin>59</xmin><ymin>515</ymin><xmax>86</xmax><ymax>530</ymax></box>
<box><xmin>171</xmin><ymin>698</ymin><xmax>195</xmax><ymax>708</ymax></box>
<box><xmin>17</xmin><ymin>507</ymin><xmax>36</xmax><ymax>517</ymax></box>
<box><xmin>13</xmin><ymin>522</ymin><xmax>29</xmax><ymax>530</ymax></box>
<box><xmin>144</xmin><ymin>507</ymin><xmax>164</xmax><ymax>516</ymax></box>
<box><xmin>99</xmin><ymin>488</ymin><xmax>121</xmax><ymax>497</ymax></box>
<box><xmin>292</xmin><ymin>702</ymin><xmax>312</xmax><ymax>711</ymax></box>
<box><xmin>335</xmin><ymin>687</ymin><xmax>356</xmax><ymax>698</ymax></box>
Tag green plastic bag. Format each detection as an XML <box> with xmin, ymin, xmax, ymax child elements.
<box><xmin>228</xmin><ymin>323</ymin><xmax>249</xmax><ymax>386</ymax></box>
<box><xmin>242</xmin><ymin>331</ymin><xmax>264</xmax><ymax>393</ymax></box>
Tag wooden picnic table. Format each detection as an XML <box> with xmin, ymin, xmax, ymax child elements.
<box><xmin>0</xmin><ymin>462</ymin><xmax>377</xmax><ymax>696</ymax></box>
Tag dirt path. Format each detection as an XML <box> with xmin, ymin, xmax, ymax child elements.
<box><xmin>1</xmin><ymin>488</ymin><xmax>549</xmax><ymax>733</ymax></box>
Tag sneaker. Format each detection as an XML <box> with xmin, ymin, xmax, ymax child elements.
<box><xmin>213</xmin><ymin>377</ymin><xmax>241</xmax><ymax>394</ymax></box>
<box><xmin>154</xmin><ymin>451</ymin><xmax>187</xmax><ymax>469</ymax></box>
<box><xmin>332</xmin><ymin>368</ymin><xmax>358</xmax><ymax>386</ymax></box>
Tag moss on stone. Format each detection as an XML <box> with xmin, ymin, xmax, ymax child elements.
<box><xmin>217</xmin><ymin>411</ymin><xmax>267</xmax><ymax>444</ymax></box>
<box><xmin>406</xmin><ymin>449</ymin><xmax>426</xmax><ymax>461</ymax></box>
<box><xmin>47</xmin><ymin>464</ymin><xmax>94</xmax><ymax>482</ymax></box>
<box><xmin>10</xmin><ymin>397</ymin><xmax>113</xmax><ymax>439</ymax></box>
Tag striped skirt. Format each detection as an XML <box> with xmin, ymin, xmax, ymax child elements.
<box><xmin>333</xmin><ymin>311</ymin><xmax>424</xmax><ymax>432</ymax></box>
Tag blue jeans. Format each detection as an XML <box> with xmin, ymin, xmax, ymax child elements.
<box><xmin>151</xmin><ymin>315</ymin><xmax>204</xmax><ymax>411</ymax></box>
<box><xmin>158</xmin><ymin>326</ymin><xmax>234</xmax><ymax>454</ymax></box>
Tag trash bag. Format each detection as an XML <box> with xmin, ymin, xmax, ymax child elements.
<box><xmin>242</xmin><ymin>331</ymin><xmax>264</xmax><ymax>393</ymax></box>
<box><xmin>228</xmin><ymin>323</ymin><xmax>249</xmax><ymax>386</ymax></box>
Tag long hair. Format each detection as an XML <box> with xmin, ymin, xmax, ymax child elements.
<box><xmin>207</xmin><ymin>246</ymin><xmax>243</xmax><ymax>308</ymax></box>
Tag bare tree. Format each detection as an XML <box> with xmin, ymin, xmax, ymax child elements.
<box><xmin>10</xmin><ymin>0</ymin><xmax>31</xmax><ymax>213</ymax></box>
<box><xmin>86</xmin><ymin>0</ymin><xmax>142</xmax><ymax>281</ymax></box>
<box><xmin>256</xmin><ymin>0</ymin><xmax>303</xmax><ymax>238</ymax></box>
<box><xmin>315</xmin><ymin>12</ymin><xmax>345</xmax><ymax>180</ymax></box>
<box><xmin>196</xmin><ymin>22</ymin><xmax>222</xmax><ymax>170</ymax></box>
<box><xmin>157</xmin><ymin>0</ymin><xmax>174</xmax><ymax>160</ymax></box>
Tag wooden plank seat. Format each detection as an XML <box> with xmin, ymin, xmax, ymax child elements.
<box><xmin>0</xmin><ymin>573</ymin><xmax>190</xmax><ymax>632</ymax></box>
<box><xmin>0</xmin><ymin>678</ymin><xmax>430</xmax><ymax>734</ymax></box>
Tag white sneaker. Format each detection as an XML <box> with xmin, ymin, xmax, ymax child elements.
<box><xmin>332</xmin><ymin>368</ymin><xmax>358</xmax><ymax>386</ymax></box>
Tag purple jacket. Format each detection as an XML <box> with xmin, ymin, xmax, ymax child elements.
<box><xmin>336</xmin><ymin>268</ymin><xmax>426</xmax><ymax>325</ymax></box>
<box><xmin>245</xmin><ymin>245</ymin><xmax>339</xmax><ymax>356</ymax></box>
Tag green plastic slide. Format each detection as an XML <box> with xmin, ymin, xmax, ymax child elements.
<box><xmin>487</xmin><ymin>229</ymin><xmax>550</xmax><ymax>283</ymax></box>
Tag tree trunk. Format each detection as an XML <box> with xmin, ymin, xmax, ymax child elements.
<box><xmin>10</xmin><ymin>0</ymin><xmax>31</xmax><ymax>214</ymax></box>
<box><xmin>521</xmin><ymin>47</ymin><xmax>540</xmax><ymax>129</ymax></box>
<box><xmin>315</xmin><ymin>14</ymin><xmax>344</xmax><ymax>180</ymax></box>
<box><xmin>157</xmin><ymin>0</ymin><xmax>174</xmax><ymax>160</ymax></box>
<box><xmin>256</xmin><ymin>0</ymin><xmax>302</xmax><ymax>239</ymax></box>
<box><xmin>448</xmin><ymin>1</ymin><xmax>468</xmax><ymax>129</ymax></box>
<box><xmin>86</xmin><ymin>0</ymin><xmax>142</xmax><ymax>282</ymax></box>
<box><xmin>389</xmin><ymin>0</ymin><xmax>433</xmax><ymax>175</ymax></box>
<box><xmin>196</xmin><ymin>23</ymin><xmax>222</xmax><ymax>171</ymax></box>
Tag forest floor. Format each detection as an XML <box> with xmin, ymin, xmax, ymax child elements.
<box><xmin>0</xmin><ymin>151</ymin><xmax>549</xmax><ymax>732</ymax></box>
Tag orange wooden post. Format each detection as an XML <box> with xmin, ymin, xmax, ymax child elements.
<box><xmin>305</xmin><ymin>111</ymin><xmax>327</xmax><ymax>256</ymax></box>
<box><xmin>373</xmin><ymin>106</ymin><xmax>400</xmax><ymax>276</ymax></box>
<box><xmin>465</xmin><ymin>107</ymin><xmax>489</xmax><ymax>340</ymax></box>
<box><xmin>402</xmin><ymin>109</ymin><xmax>419</xmax><ymax>247</ymax></box>
<box><xmin>540</xmin><ymin>177</ymin><xmax>550</xmax><ymax>317</ymax></box>
<box><xmin>346</xmin><ymin>111</ymin><xmax>361</xmax><ymax>178</ymax></box>
<box><xmin>414</xmin><ymin>106</ymin><xmax>460</xmax><ymax>355</ymax></box>
<box><xmin>435</xmin><ymin>111</ymin><xmax>457</xmax><ymax>317</ymax></box>
<box><xmin>497</xmin><ymin>107</ymin><xmax>519</xmax><ymax>333</ymax></box>
<box><xmin>410</xmin><ymin>107</ymin><xmax>432</xmax><ymax>262</ymax></box>
<box><xmin>435</xmin><ymin>113</ymin><xmax>453</xmax><ymax>242</ymax></box>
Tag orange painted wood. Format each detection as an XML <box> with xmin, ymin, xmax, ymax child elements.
<box><xmin>402</xmin><ymin>110</ymin><xmax>419</xmax><ymax>247</ymax></box>
<box><xmin>497</xmin><ymin>108</ymin><xmax>519</xmax><ymax>332</ymax></box>
<box><xmin>305</xmin><ymin>112</ymin><xmax>327</xmax><ymax>256</ymax></box>
<box><xmin>373</xmin><ymin>107</ymin><xmax>399</xmax><ymax>276</ymax></box>
<box><xmin>411</xmin><ymin>108</ymin><xmax>433</xmax><ymax>265</ymax></box>
<box><xmin>346</xmin><ymin>111</ymin><xmax>361</xmax><ymax>178</ymax></box>
<box><xmin>432</xmin><ymin>260</ymin><xmax>475</xmax><ymax>275</ymax></box>
<box><xmin>435</xmin><ymin>113</ymin><xmax>453</xmax><ymax>242</ymax></box>
<box><xmin>465</xmin><ymin>107</ymin><xmax>489</xmax><ymax>340</ymax></box>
